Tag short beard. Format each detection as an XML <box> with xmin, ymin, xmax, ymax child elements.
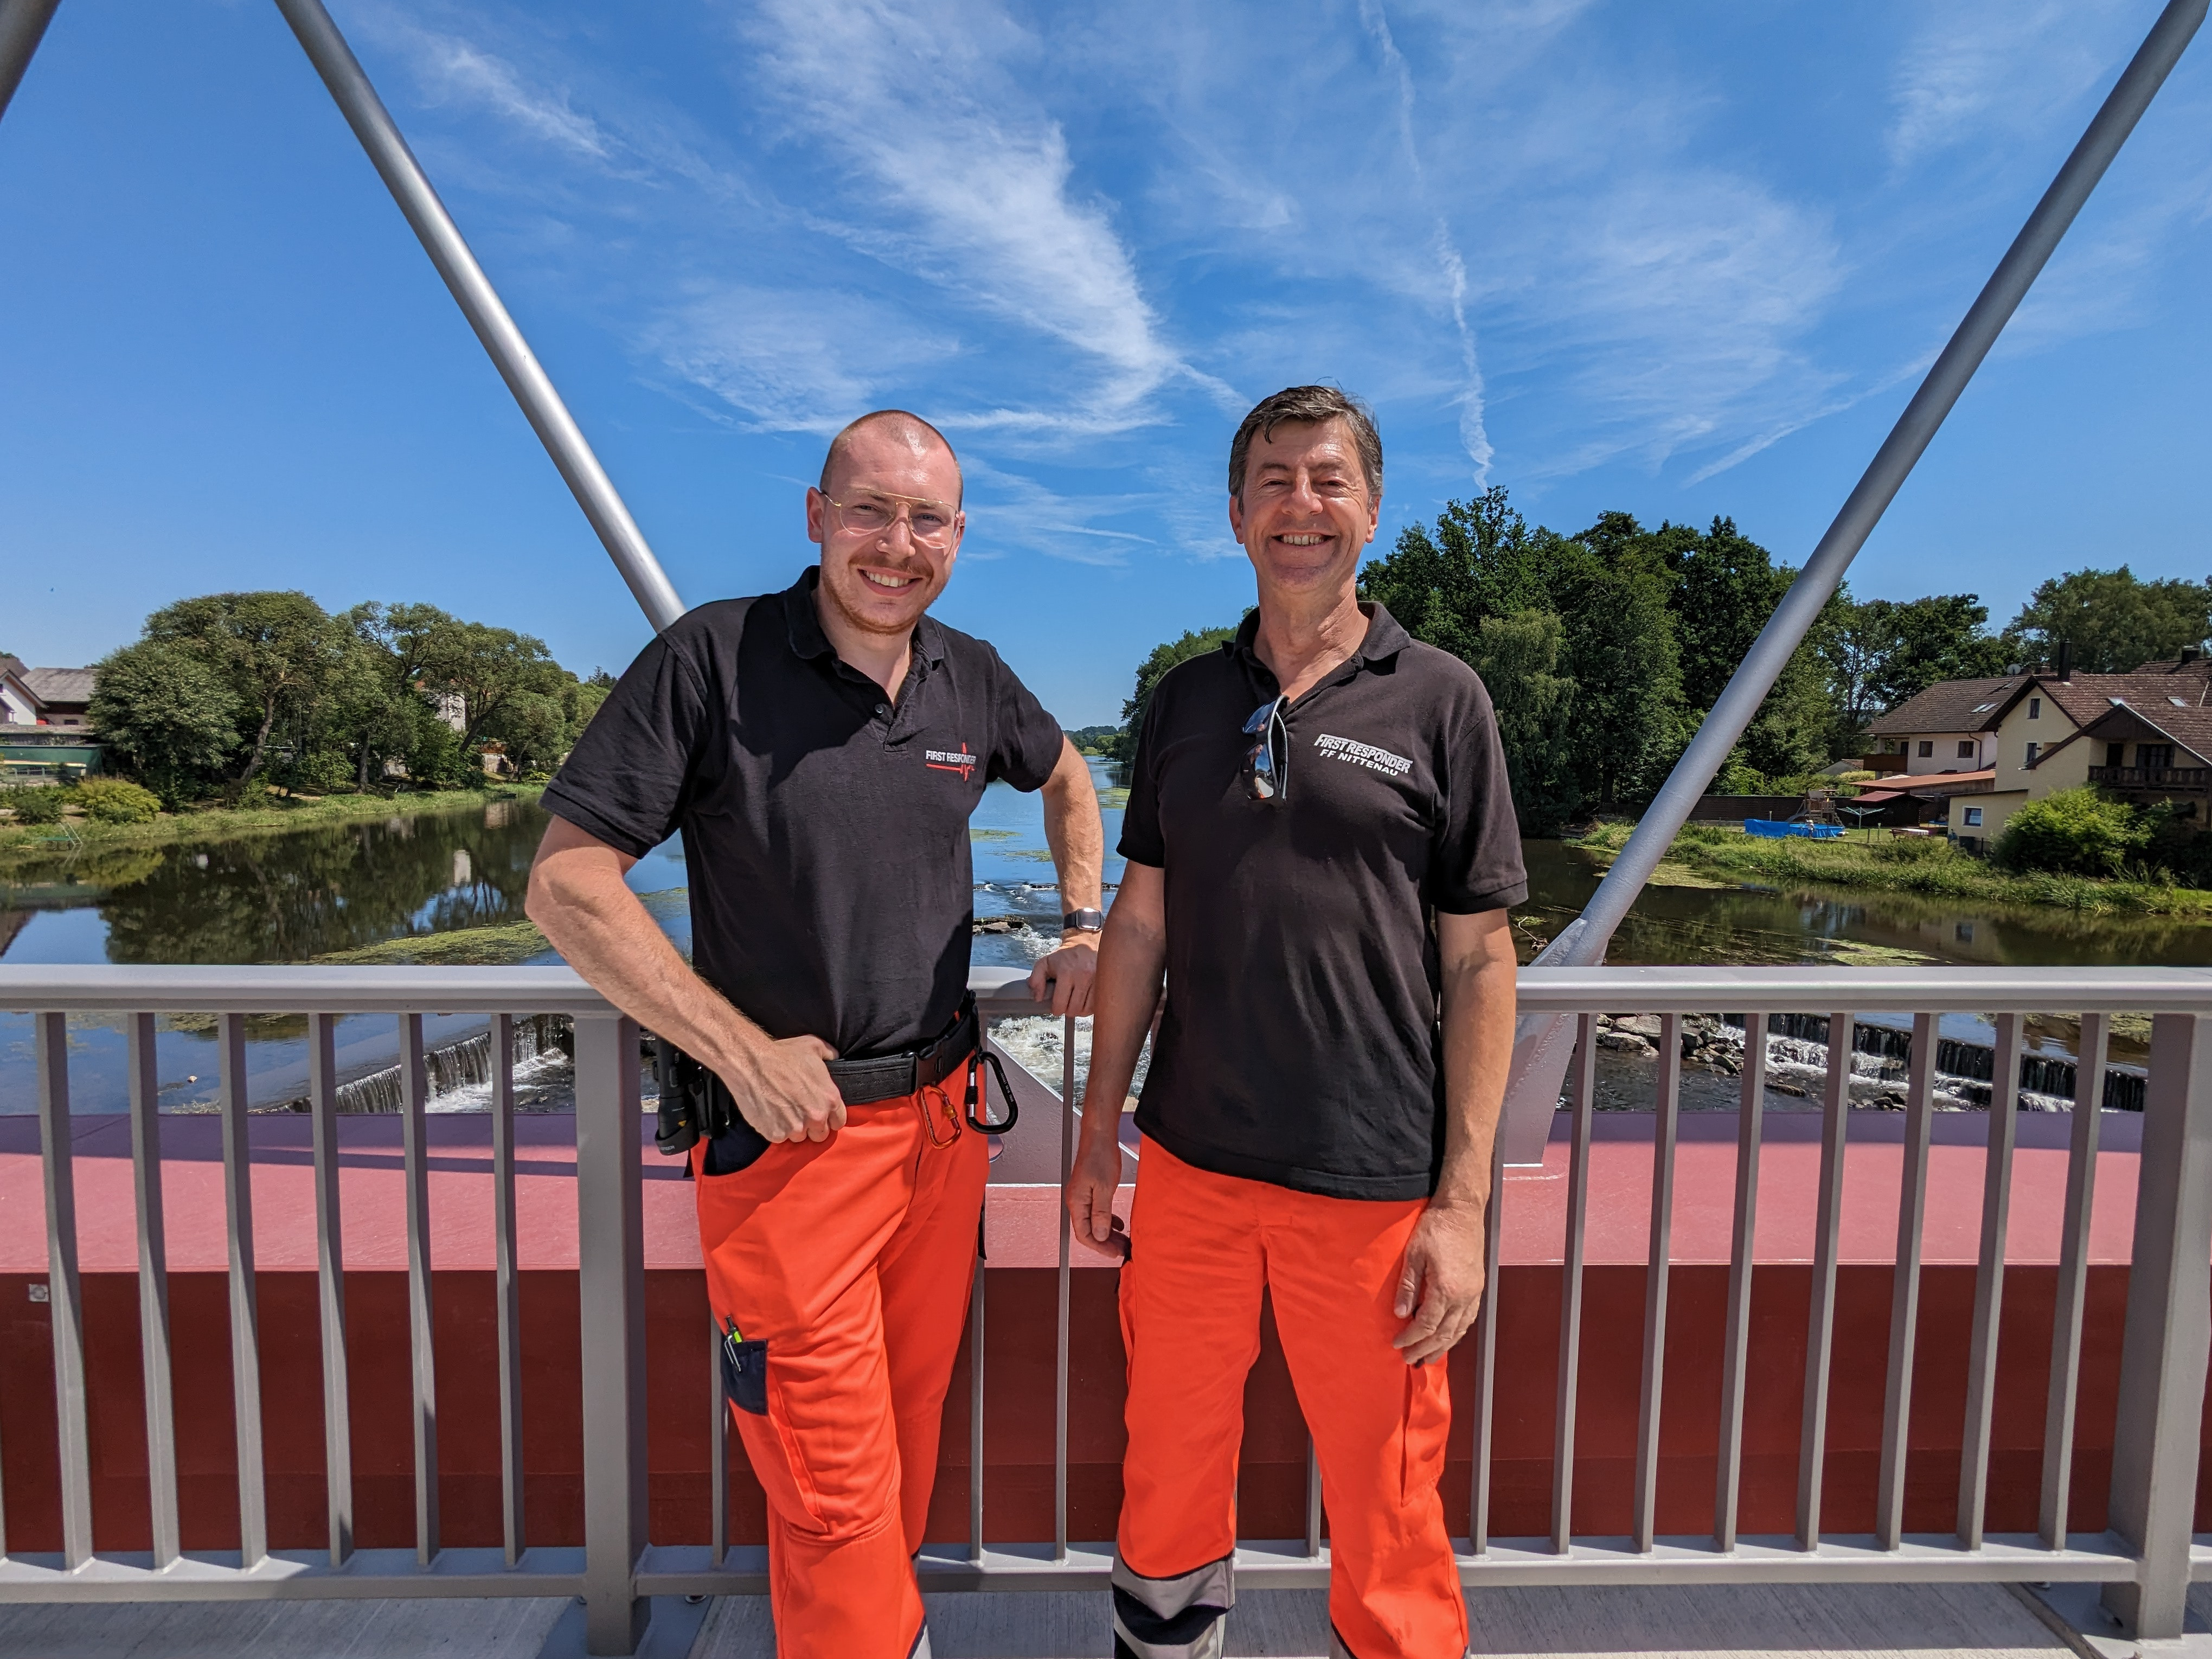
<box><xmin>820</xmin><ymin>564</ymin><xmax>929</xmax><ymax>637</ymax></box>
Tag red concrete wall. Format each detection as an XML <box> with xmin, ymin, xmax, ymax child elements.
<box><xmin>9</xmin><ymin>1260</ymin><xmax>2205</xmax><ymax>1554</ymax></box>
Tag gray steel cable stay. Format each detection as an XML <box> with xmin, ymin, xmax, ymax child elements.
<box><xmin>1494</xmin><ymin>0</ymin><xmax>2208</xmax><ymax>1163</ymax></box>
<box><xmin>0</xmin><ymin>0</ymin><xmax>687</xmax><ymax>635</ymax></box>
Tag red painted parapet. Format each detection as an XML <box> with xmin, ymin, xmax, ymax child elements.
<box><xmin>0</xmin><ymin>1107</ymin><xmax>2194</xmax><ymax>1555</ymax></box>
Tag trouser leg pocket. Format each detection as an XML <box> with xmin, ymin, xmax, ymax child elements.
<box><xmin>720</xmin><ymin>1331</ymin><xmax>770</xmax><ymax>1417</ymax></box>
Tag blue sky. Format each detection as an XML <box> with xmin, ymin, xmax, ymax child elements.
<box><xmin>2</xmin><ymin>1</ymin><xmax>2208</xmax><ymax>726</ymax></box>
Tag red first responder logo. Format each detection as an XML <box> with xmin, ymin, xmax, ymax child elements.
<box><xmin>925</xmin><ymin>745</ymin><xmax>978</xmax><ymax>781</ymax></box>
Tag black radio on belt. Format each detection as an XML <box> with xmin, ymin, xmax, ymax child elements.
<box><xmin>653</xmin><ymin>991</ymin><xmax>1018</xmax><ymax>1170</ymax></box>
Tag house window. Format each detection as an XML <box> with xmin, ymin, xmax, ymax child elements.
<box><xmin>2028</xmin><ymin>697</ymin><xmax>2042</xmax><ymax>720</ymax></box>
<box><xmin>2025</xmin><ymin>741</ymin><xmax>2041</xmax><ymax>766</ymax></box>
<box><xmin>1964</xmin><ymin>806</ymin><xmax>1984</xmax><ymax>827</ymax></box>
<box><xmin>2108</xmin><ymin>743</ymin><xmax>2126</xmax><ymax>767</ymax></box>
<box><xmin>2142</xmin><ymin>744</ymin><xmax>2175</xmax><ymax>770</ymax></box>
<box><xmin>1957</xmin><ymin>740</ymin><xmax>1976</xmax><ymax>759</ymax></box>
<box><xmin>1917</xmin><ymin>740</ymin><xmax>1934</xmax><ymax>758</ymax></box>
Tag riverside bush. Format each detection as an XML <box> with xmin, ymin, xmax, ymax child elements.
<box><xmin>75</xmin><ymin>777</ymin><xmax>162</xmax><ymax>824</ymax></box>
<box><xmin>1995</xmin><ymin>787</ymin><xmax>2148</xmax><ymax>877</ymax></box>
<box><xmin>0</xmin><ymin>785</ymin><xmax>67</xmax><ymax>824</ymax></box>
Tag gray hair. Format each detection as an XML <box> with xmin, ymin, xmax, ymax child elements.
<box><xmin>1227</xmin><ymin>385</ymin><xmax>1382</xmax><ymax>501</ymax></box>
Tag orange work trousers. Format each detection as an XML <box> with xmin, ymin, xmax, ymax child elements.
<box><xmin>1117</xmin><ymin>1142</ymin><xmax>1465</xmax><ymax>1659</ymax></box>
<box><xmin>694</xmin><ymin>1072</ymin><xmax>988</xmax><ymax>1659</ymax></box>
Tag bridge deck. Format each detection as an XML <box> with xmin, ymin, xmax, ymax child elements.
<box><xmin>0</xmin><ymin>1579</ymin><xmax>2177</xmax><ymax>1658</ymax></box>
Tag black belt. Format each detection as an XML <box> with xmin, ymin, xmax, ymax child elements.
<box><xmin>655</xmin><ymin>993</ymin><xmax>1016</xmax><ymax>1169</ymax></box>
<box><xmin>825</xmin><ymin>994</ymin><xmax>979</xmax><ymax>1105</ymax></box>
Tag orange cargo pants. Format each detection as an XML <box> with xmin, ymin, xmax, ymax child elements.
<box><xmin>1117</xmin><ymin>1142</ymin><xmax>1466</xmax><ymax>1659</ymax></box>
<box><xmin>694</xmin><ymin>1073</ymin><xmax>988</xmax><ymax>1659</ymax></box>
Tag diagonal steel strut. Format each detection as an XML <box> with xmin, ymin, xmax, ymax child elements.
<box><xmin>0</xmin><ymin>0</ymin><xmax>61</xmax><ymax>125</ymax></box>
<box><xmin>1496</xmin><ymin>0</ymin><xmax>2208</xmax><ymax>1162</ymax></box>
<box><xmin>271</xmin><ymin>0</ymin><xmax>687</xmax><ymax>633</ymax></box>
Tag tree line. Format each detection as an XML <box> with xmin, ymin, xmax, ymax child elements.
<box><xmin>1107</xmin><ymin>486</ymin><xmax>2212</xmax><ymax>835</ymax></box>
<box><xmin>86</xmin><ymin>591</ymin><xmax>611</xmax><ymax>805</ymax></box>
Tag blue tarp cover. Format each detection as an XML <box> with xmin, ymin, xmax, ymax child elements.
<box><xmin>1743</xmin><ymin>818</ymin><xmax>1845</xmax><ymax>840</ymax></box>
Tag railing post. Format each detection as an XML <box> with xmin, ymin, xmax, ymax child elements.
<box><xmin>576</xmin><ymin>1012</ymin><xmax>649</xmax><ymax>1655</ymax></box>
<box><xmin>2101</xmin><ymin>1013</ymin><xmax>2212</xmax><ymax>1639</ymax></box>
<box><xmin>35</xmin><ymin>1011</ymin><xmax>92</xmax><ymax>1569</ymax></box>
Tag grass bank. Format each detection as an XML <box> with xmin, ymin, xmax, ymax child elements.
<box><xmin>0</xmin><ymin>784</ymin><xmax>543</xmax><ymax>874</ymax></box>
<box><xmin>1574</xmin><ymin>818</ymin><xmax>2212</xmax><ymax>918</ymax></box>
<box><xmin>310</xmin><ymin>919</ymin><xmax>552</xmax><ymax>967</ymax></box>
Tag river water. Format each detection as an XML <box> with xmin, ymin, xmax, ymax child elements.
<box><xmin>2</xmin><ymin>763</ymin><xmax>2194</xmax><ymax>1113</ymax></box>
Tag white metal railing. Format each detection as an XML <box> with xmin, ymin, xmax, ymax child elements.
<box><xmin>1</xmin><ymin>964</ymin><xmax>2209</xmax><ymax>1653</ymax></box>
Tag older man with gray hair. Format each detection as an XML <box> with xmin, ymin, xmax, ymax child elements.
<box><xmin>1067</xmin><ymin>386</ymin><xmax>1524</xmax><ymax>1658</ymax></box>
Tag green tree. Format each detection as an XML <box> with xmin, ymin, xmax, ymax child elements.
<box><xmin>1364</xmin><ymin>494</ymin><xmax>1683</xmax><ymax>810</ymax></box>
<box><xmin>1619</xmin><ymin>513</ymin><xmax>1839</xmax><ymax>776</ymax></box>
<box><xmin>420</xmin><ymin>620</ymin><xmax>566</xmax><ymax>752</ymax></box>
<box><xmin>1547</xmin><ymin>533</ymin><xmax>1683</xmax><ymax>805</ymax></box>
<box><xmin>1108</xmin><ymin>624</ymin><xmax>1240</xmax><ymax>762</ymax></box>
<box><xmin>1358</xmin><ymin>486</ymin><xmax>1544</xmax><ymax>662</ymax></box>
<box><xmin>1820</xmin><ymin>592</ymin><xmax>2010</xmax><ymax>736</ymax></box>
<box><xmin>143</xmin><ymin>591</ymin><xmax>348</xmax><ymax>787</ymax></box>
<box><xmin>1467</xmin><ymin>609</ymin><xmax>1579</xmax><ymax>831</ymax></box>
<box><xmin>2004</xmin><ymin>566</ymin><xmax>2212</xmax><ymax>673</ymax></box>
<box><xmin>87</xmin><ymin>638</ymin><xmax>241</xmax><ymax>804</ymax></box>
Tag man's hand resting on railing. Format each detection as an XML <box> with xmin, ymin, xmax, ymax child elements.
<box><xmin>1027</xmin><ymin>934</ymin><xmax>1098</xmax><ymax>1016</ymax></box>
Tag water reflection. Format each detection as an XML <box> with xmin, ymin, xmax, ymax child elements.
<box><xmin>14</xmin><ymin>805</ymin><xmax>547</xmax><ymax>965</ymax></box>
<box><xmin>1515</xmin><ymin>837</ymin><xmax>2212</xmax><ymax>969</ymax></box>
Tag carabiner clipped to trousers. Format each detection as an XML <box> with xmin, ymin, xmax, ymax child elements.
<box><xmin>965</xmin><ymin>1049</ymin><xmax>1021</xmax><ymax>1135</ymax></box>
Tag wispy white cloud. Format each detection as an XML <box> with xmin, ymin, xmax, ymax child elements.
<box><xmin>958</xmin><ymin>458</ymin><xmax>1157</xmax><ymax>567</ymax></box>
<box><xmin>1887</xmin><ymin>0</ymin><xmax>2132</xmax><ymax>166</ymax></box>
<box><xmin>741</xmin><ymin>0</ymin><xmax>1232</xmax><ymax>435</ymax></box>
<box><xmin>357</xmin><ymin>9</ymin><xmax>616</xmax><ymax>165</ymax></box>
<box><xmin>638</xmin><ymin>284</ymin><xmax>959</xmax><ymax>433</ymax></box>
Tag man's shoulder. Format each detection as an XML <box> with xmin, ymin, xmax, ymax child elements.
<box><xmin>659</xmin><ymin>594</ymin><xmax>772</xmax><ymax>654</ymax></box>
<box><xmin>919</xmin><ymin>613</ymin><xmax>1033</xmax><ymax>687</ymax></box>
<box><xmin>1384</xmin><ymin>636</ymin><xmax>1486</xmax><ymax>699</ymax></box>
<box><xmin>1148</xmin><ymin>640</ymin><xmax>1243</xmax><ymax>710</ymax></box>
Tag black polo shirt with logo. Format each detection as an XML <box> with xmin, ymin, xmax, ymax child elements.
<box><xmin>542</xmin><ymin>568</ymin><xmax>1065</xmax><ymax>1058</ymax></box>
<box><xmin>1119</xmin><ymin>603</ymin><xmax>1526</xmax><ymax>1200</ymax></box>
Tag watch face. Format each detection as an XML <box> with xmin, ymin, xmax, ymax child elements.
<box><xmin>1063</xmin><ymin>908</ymin><xmax>1105</xmax><ymax>931</ymax></box>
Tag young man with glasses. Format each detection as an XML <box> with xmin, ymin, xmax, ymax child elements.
<box><xmin>528</xmin><ymin>410</ymin><xmax>1104</xmax><ymax>1659</ymax></box>
<box><xmin>1065</xmin><ymin>386</ymin><xmax>1523</xmax><ymax>1658</ymax></box>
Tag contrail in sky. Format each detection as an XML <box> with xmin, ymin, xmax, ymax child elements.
<box><xmin>1360</xmin><ymin>0</ymin><xmax>1493</xmax><ymax>485</ymax></box>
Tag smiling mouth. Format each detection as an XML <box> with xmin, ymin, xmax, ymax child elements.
<box><xmin>861</xmin><ymin>569</ymin><xmax>920</xmax><ymax>591</ymax></box>
<box><xmin>1275</xmin><ymin>533</ymin><xmax>1331</xmax><ymax>547</ymax></box>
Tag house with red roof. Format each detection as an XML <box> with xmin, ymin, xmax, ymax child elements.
<box><xmin>1864</xmin><ymin>649</ymin><xmax>2212</xmax><ymax>851</ymax></box>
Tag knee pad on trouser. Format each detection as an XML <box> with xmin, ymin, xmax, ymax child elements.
<box><xmin>1112</xmin><ymin>1552</ymin><xmax>1232</xmax><ymax>1659</ymax></box>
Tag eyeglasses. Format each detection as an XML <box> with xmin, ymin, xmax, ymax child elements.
<box><xmin>819</xmin><ymin>490</ymin><xmax>960</xmax><ymax>549</ymax></box>
<box><xmin>1242</xmin><ymin>697</ymin><xmax>1287</xmax><ymax>803</ymax></box>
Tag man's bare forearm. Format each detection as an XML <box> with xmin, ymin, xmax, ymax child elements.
<box><xmin>1079</xmin><ymin>899</ymin><xmax>1165</xmax><ymax>1142</ymax></box>
<box><xmin>1041</xmin><ymin>739</ymin><xmax>1105</xmax><ymax>912</ymax></box>
<box><xmin>1433</xmin><ymin>914</ymin><xmax>1518</xmax><ymax>1213</ymax></box>
<box><xmin>526</xmin><ymin>829</ymin><xmax>773</xmax><ymax>1082</ymax></box>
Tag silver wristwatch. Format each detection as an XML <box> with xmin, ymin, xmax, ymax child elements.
<box><xmin>1061</xmin><ymin>908</ymin><xmax>1105</xmax><ymax>934</ymax></box>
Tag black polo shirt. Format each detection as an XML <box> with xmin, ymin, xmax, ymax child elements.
<box><xmin>1119</xmin><ymin>603</ymin><xmax>1526</xmax><ymax>1200</ymax></box>
<box><xmin>542</xmin><ymin>568</ymin><xmax>1065</xmax><ymax>1058</ymax></box>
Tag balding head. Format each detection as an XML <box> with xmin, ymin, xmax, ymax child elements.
<box><xmin>819</xmin><ymin>410</ymin><xmax>963</xmax><ymax>507</ymax></box>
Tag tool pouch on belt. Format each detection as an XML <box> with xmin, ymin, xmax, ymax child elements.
<box><xmin>655</xmin><ymin>992</ymin><xmax>1011</xmax><ymax>1173</ymax></box>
